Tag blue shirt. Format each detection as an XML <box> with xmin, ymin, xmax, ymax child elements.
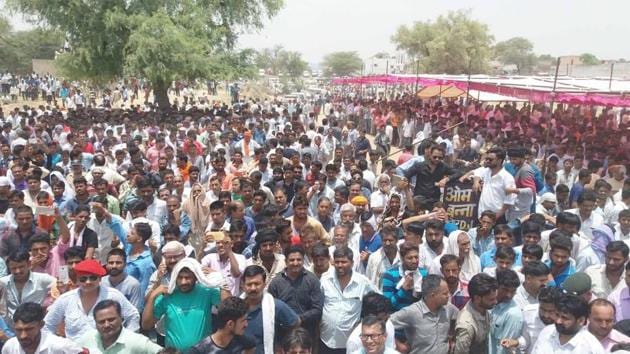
<box><xmin>54</xmin><ymin>196</ymin><xmax>70</xmax><ymax>216</ymax></box>
<box><xmin>538</xmin><ymin>183</ymin><xmax>555</xmax><ymax>196</ymax></box>
<box><xmin>119</xmin><ymin>230</ymin><xmax>156</xmax><ymax>299</ymax></box>
<box><xmin>480</xmin><ymin>247</ymin><xmax>522</xmax><ymax>270</ymax></box>
<box><xmin>382</xmin><ymin>266</ymin><xmax>420</xmax><ymax>312</ymax></box>
<box><xmin>178</xmin><ymin>212</ymin><xmax>192</xmax><ymax>240</ymax></box>
<box><xmin>489</xmin><ymin>300</ymin><xmax>523</xmax><ymax>354</ymax></box>
<box><xmin>469</xmin><ymin>227</ymin><xmax>495</xmax><ymax>257</ymax></box>
<box><xmin>125</xmin><ymin>248</ymin><xmax>156</xmax><ymax>299</ymax></box>
<box><xmin>245</xmin><ymin>298</ymin><xmax>299</xmax><ymax>354</ymax></box>
<box><xmin>0</xmin><ymin>316</ymin><xmax>14</xmax><ymax>344</ymax></box>
<box><xmin>359</xmin><ymin>233</ymin><xmax>382</xmax><ymax>254</ymax></box>
<box><xmin>101</xmin><ymin>274</ymin><xmax>143</xmax><ymax>310</ymax></box>
<box><xmin>569</xmin><ymin>182</ymin><xmax>585</xmax><ymax>206</ymax></box>
<box><xmin>545</xmin><ymin>259</ymin><xmax>576</xmax><ymax>287</ymax></box>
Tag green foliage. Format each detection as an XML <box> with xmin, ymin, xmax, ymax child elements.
<box><xmin>392</xmin><ymin>10</ymin><xmax>494</xmax><ymax>74</ymax></box>
<box><xmin>6</xmin><ymin>0</ymin><xmax>283</xmax><ymax>103</ymax></box>
<box><xmin>321</xmin><ymin>51</ymin><xmax>363</xmax><ymax>77</ymax></box>
<box><xmin>255</xmin><ymin>46</ymin><xmax>308</xmax><ymax>79</ymax></box>
<box><xmin>580</xmin><ymin>53</ymin><xmax>600</xmax><ymax>65</ymax></box>
<box><xmin>494</xmin><ymin>37</ymin><xmax>537</xmax><ymax>74</ymax></box>
<box><xmin>0</xmin><ymin>17</ymin><xmax>64</xmax><ymax>73</ymax></box>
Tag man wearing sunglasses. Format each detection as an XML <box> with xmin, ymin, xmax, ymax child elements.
<box><xmin>43</xmin><ymin>259</ymin><xmax>140</xmax><ymax>340</ymax></box>
<box><xmin>404</xmin><ymin>145</ymin><xmax>462</xmax><ymax>210</ymax></box>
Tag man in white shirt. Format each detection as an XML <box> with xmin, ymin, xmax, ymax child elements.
<box><xmin>584</xmin><ymin>240</ymin><xmax>628</xmax><ymax>299</ymax></box>
<box><xmin>513</xmin><ymin>261</ymin><xmax>550</xmax><ymax>308</ymax></box>
<box><xmin>135</xmin><ymin>176</ymin><xmax>168</xmax><ymax>227</ymax></box>
<box><xmin>419</xmin><ymin>220</ymin><xmax>447</xmax><ymax>270</ymax></box>
<box><xmin>556</xmin><ymin>159</ymin><xmax>577</xmax><ymax>190</ymax></box>
<box><xmin>608</xmin><ymin>190</ymin><xmax>630</xmax><ymax>226</ymax></box>
<box><xmin>473</xmin><ymin>147</ymin><xmax>516</xmax><ymax>222</ymax></box>
<box><xmin>320</xmin><ymin>246</ymin><xmax>377</xmax><ymax>353</ymax></box>
<box><xmin>530</xmin><ymin>293</ymin><xmax>605</xmax><ymax>354</ymax></box>
<box><xmin>44</xmin><ymin>259</ymin><xmax>140</xmax><ymax>340</ymax></box>
<box><xmin>616</xmin><ymin>209</ymin><xmax>630</xmax><ymax>243</ymax></box>
<box><xmin>566</xmin><ymin>190</ymin><xmax>604</xmax><ymax>240</ymax></box>
<box><xmin>3</xmin><ymin>302</ymin><xmax>85</xmax><ymax>354</ymax></box>
<box><xmin>365</xmin><ymin>226</ymin><xmax>400</xmax><ymax>290</ymax></box>
<box><xmin>500</xmin><ymin>286</ymin><xmax>561</xmax><ymax>354</ymax></box>
<box><xmin>0</xmin><ymin>251</ymin><xmax>55</xmax><ymax>328</ymax></box>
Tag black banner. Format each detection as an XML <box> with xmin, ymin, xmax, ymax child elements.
<box><xmin>442</xmin><ymin>180</ymin><xmax>479</xmax><ymax>231</ymax></box>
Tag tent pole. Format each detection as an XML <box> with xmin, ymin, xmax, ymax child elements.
<box><xmin>542</xmin><ymin>57</ymin><xmax>562</xmax><ymax>177</ymax></box>
<box><xmin>360</xmin><ymin>63</ymin><xmax>364</xmax><ymax>98</ymax></box>
<box><xmin>609</xmin><ymin>63</ymin><xmax>615</xmax><ymax>91</ymax></box>
<box><xmin>466</xmin><ymin>58</ymin><xmax>472</xmax><ymax>108</ymax></box>
<box><xmin>384</xmin><ymin>59</ymin><xmax>389</xmax><ymax>100</ymax></box>
<box><xmin>415</xmin><ymin>58</ymin><xmax>420</xmax><ymax>94</ymax></box>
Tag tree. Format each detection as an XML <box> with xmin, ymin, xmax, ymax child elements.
<box><xmin>494</xmin><ymin>37</ymin><xmax>537</xmax><ymax>74</ymax></box>
<box><xmin>282</xmin><ymin>51</ymin><xmax>308</xmax><ymax>79</ymax></box>
<box><xmin>256</xmin><ymin>46</ymin><xmax>308</xmax><ymax>79</ymax></box>
<box><xmin>0</xmin><ymin>17</ymin><xmax>64</xmax><ymax>73</ymax></box>
<box><xmin>7</xmin><ymin>0</ymin><xmax>283</xmax><ymax>107</ymax></box>
<box><xmin>256</xmin><ymin>45</ymin><xmax>286</xmax><ymax>75</ymax></box>
<box><xmin>391</xmin><ymin>10</ymin><xmax>494</xmax><ymax>74</ymax></box>
<box><xmin>373</xmin><ymin>52</ymin><xmax>390</xmax><ymax>59</ymax></box>
<box><xmin>321</xmin><ymin>51</ymin><xmax>363</xmax><ymax>77</ymax></box>
<box><xmin>580</xmin><ymin>53</ymin><xmax>600</xmax><ymax>66</ymax></box>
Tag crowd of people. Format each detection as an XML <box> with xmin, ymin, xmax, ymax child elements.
<box><xmin>0</xmin><ymin>79</ymin><xmax>627</xmax><ymax>354</ymax></box>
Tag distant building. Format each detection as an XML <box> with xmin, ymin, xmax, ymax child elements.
<box><xmin>363</xmin><ymin>53</ymin><xmax>409</xmax><ymax>75</ymax></box>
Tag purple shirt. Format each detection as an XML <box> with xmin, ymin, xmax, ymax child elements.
<box><xmin>608</xmin><ymin>286</ymin><xmax>630</xmax><ymax>322</ymax></box>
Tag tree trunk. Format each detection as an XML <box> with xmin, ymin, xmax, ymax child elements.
<box><xmin>153</xmin><ymin>80</ymin><xmax>170</xmax><ymax>110</ymax></box>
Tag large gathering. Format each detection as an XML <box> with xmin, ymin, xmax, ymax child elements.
<box><xmin>0</xmin><ymin>1</ymin><xmax>630</xmax><ymax>354</ymax></box>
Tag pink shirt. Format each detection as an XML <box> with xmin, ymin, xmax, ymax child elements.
<box><xmin>201</xmin><ymin>253</ymin><xmax>249</xmax><ymax>296</ymax></box>
<box><xmin>600</xmin><ymin>329</ymin><xmax>630</xmax><ymax>351</ymax></box>
<box><xmin>31</xmin><ymin>238</ymin><xmax>70</xmax><ymax>278</ymax></box>
<box><xmin>608</xmin><ymin>286</ymin><xmax>630</xmax><ymax>322</ymax></box>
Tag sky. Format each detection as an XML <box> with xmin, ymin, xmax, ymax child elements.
<box><xmin>236</xmin><ymin>0</ymin><xmax>630</xmax><ymax>66</ymax></box>
<box><xmin>7</xmin><ymin>0</ymin><xmax>630</xmax><ymax>66</ymax></box>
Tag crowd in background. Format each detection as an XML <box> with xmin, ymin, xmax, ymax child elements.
<box><xmin>0</xmin><ymin>73</ymin><xmax>627</xmax><ymax>353</ymax></box>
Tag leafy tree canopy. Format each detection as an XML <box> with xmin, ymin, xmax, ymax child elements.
<box><xmin>391</xmin><ymin>10</ymin><xmax>494</xmax><ymax>74</ymax></box>
<box><xmin>321</xmin><ymin>51</ymin><xmax>363</xmax><ymax>77</ymax></box>
<box><xmin>494</xmin><ymin>37</ymin><xmax>537</xmax><ymax>74</ymax></box>
<box><xmin>7</xmin><ymin>0</ymin><xmax>283</xmax><ymax>106</ymax></box>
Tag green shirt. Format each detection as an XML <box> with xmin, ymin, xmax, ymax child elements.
<box><xmin>153</xmin><ymin>284</ymin><xmax>221</xmax><ymax>350</ymax></box>
<box><xmin>76</xmin><ymin>328</ymin><xmax>162</xmax><ymax>354</ymax></box>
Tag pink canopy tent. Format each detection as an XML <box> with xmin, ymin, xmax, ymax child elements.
<box><xmin>331</xmin><ymin>74</ymin><xmax>630</xmax><ymax>107</ymax></box>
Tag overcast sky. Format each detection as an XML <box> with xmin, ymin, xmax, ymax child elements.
<box><xmin>8</xmin><ymin>0</ymin><xmax>630</xmax><ymax>66</ymax></box>
<box><xmin>237</xmin><ymin>0</ymin><xmax>630</xmax><ymax>65</ymax></box>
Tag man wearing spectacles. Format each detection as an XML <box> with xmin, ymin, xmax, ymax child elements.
<box><xmin>404</xmin><ymin>145</ymin><xmax>462</xmax><ymax>209</ymax></box>
<box><xmin>43</xmin><ymin>258</ymin><xmax>140</xmax><ymax>340</ymax></box>
<box><xmin>353</xmin><ymin>315</ymin><xmax>399</xmax><ymax>354</ymax></box>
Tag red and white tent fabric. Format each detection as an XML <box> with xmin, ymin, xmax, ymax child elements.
<box><xmin>331</xmin><ymin>74</ymin><xmax>630</xmax><ymax>107</ymax></box>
